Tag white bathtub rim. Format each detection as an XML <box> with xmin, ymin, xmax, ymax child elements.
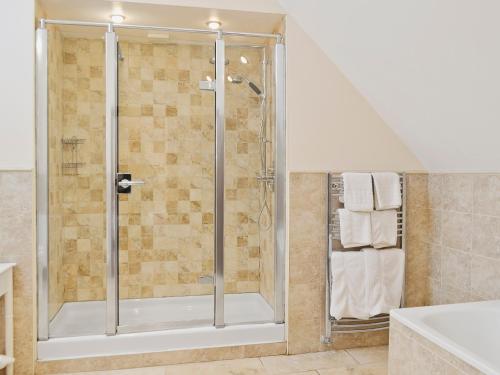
<box><xmin>391</xmin><ymin>300</ymin><xmax>500</xmax><ymax>375</ymax></box>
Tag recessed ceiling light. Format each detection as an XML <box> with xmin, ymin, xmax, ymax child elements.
<box><xmin>110</xmin><ymin>14</ymin><xmax>125</xmax><ymax>24</ymax></box>
<box><xmin>240</xmin><ymin>56</ymin><xmax>248</xmax><ymax>64</ymax></box>
<box><xmin>206</xmin><ymin>20</ymin><xmax>222</xmax><ymax>30</ymax></box>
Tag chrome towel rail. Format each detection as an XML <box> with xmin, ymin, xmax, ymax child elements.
<box><xmin>322</xmin><ymin>172</ymin><xmax>406</xmax><ymax>344</ymax></box>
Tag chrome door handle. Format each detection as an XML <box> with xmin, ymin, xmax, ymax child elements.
<box><xmin>117</xmin><ymin>173</ymin><xmax>144</xmax><ymax>194</ymax></box>
<box><xmin>117</xmin><ymin>179</ymin><xmax>144</xmax><ymax>188</ymax></box>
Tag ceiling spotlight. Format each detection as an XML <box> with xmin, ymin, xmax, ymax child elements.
<box><xmin>206</xmin><ymin>20</ymin><xmax>222</xmax><ymax>30</ymax></box>
<box><xmin>240</xmin><ymin>56</ymin><xmax>248</xmax><ymax>64</ymax></box>
<box><xmin>227</xmin><ymin>75</ymin><xmax>233</xmax><ymax>82</ymax></box>
<box><xmin>206</xmin><ymin>75</ymin><xmax>213</xmax><ymax>82</ymax></box>
<box><xmin>110</xmin><ymin>14</ymin><xmax>125</xmax><ymax>23</ymax></box>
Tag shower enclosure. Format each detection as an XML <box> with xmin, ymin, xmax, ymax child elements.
<box><xmin>35</xmin><ymin>18</ymin><xmax>285</xmax><ymax>357</ymax></box>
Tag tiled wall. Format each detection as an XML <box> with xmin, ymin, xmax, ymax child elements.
<box><xmin>408</xmin><ymin>173</ymin><xmax>500</xmax><ymax>304</ymax></box>
<box><xmin>58</xmin><ymin>36</ymin><xmax>107</xmax><ymax>302</ymax></box>
<box><xmin>0</xmin><ymin>171</ymin><xmax>35</xmax><ymax>374</ymax></box>
<box><xmin>48</xmin><ymin>33</ymin><xmax>273</xmax><ymax>302</ymax></box>
<box><xmin>47</xmin><ymin>26</ymin><xmax>65</xmax><ymax>317</ymax></box>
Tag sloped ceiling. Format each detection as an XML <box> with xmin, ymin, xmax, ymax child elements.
<box><xmin>279</xmin><ymin>0</ymin><xmax>500</xmax><ymax>171</ymax></box>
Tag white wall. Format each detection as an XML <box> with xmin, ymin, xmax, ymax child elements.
<box><xmin>0</xmin><ymin>1</ymin><xmax>35</xmax><ymax>170</ymax></box>
<box><xmin>280</xmin><ymin>0</ymin><xmax>500</xmax><ymax>172</ymax></box>
<box><xmin>120</xmin><ymin>0</ymin><xmax>285</xmax><ymax>14</ymax></box>
<box><xmin>285</xmin><ymin>17</ymin><xmax>423</xmax><ymax>172</ymax></box>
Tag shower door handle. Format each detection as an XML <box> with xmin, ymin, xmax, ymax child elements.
<box><xmin>117</xmin><ymin>173</ymin><xmax>144</xmax><ymax>194</ymax></box>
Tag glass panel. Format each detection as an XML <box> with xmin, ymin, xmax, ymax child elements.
<box><xmin>47</xmin><ymin>25</ymin><xmax>107</xmax><ymax>337</ymax></box>
<box><xmin>117</xmin><ymin>33</ymin><xmax>216</xmax><ymax>330</ymax></box>
<box><xmin>224</xmin><ymin>42</ymin><xmax>275</xmax><ymax>324</ymax></box>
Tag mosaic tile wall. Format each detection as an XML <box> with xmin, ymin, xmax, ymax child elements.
<box><xmin>57</xmin><ymin>36</ymin><xmax>108</xmax><ymax>302</ymax></box>
<box><xmin>48</xmin><ymin>34</ymin><xmax>274</xmax><ymax>303</ymax></box>
<box><xmin>47</xmin><ymin>26</ymin><xmax>65</xmax><ymax>318</ymax></box>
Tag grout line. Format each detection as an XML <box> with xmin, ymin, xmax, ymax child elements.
<box><xmin>343</xmin><ymin>348</ymin><xmax>361</xmax><ymax>365</ymax></box>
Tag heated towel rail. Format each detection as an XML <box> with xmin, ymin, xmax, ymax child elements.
<box><xmin>321</xmin><ymin>172</ymin><xmax>406</xmax><ymax>344</ymax></box>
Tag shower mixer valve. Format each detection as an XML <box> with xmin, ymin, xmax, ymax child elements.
<box><xmin>256</xmin><ymin>168</ymin><xmax>275</xmax><ymax>190</ymax></box>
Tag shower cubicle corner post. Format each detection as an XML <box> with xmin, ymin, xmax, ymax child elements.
<box><xmin>214</xmin><ymin>33</ymin><xmax>225</xmax><ymax>328</ymax></box>
<box><xmin>36</xmin><ymin>22</ymin><xmax>49</xmax><ymax>341</ymax></box>
<box><xmin>274</xmin><ymin>40</ymin><xmax>286</xmax><ymax>324</ymax></box>
<box><xmin>105</xmin><ymin>25</ymin><xmax>119</xmax><ymax>336</ymax></box>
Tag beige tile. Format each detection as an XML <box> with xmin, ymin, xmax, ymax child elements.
<box><xmin>345</xmin><ymin>346</ymin><xmax>388</xmax><ymax>365</ymax></box>
<box><xmin>164</xmin><ymin>358</ymin><xmax>265</xmax><ymax>375</ymax></box>
<box><xmin>260</xmin><ymin>351</ymin><xmax>357</xmax><ymax>374</ymax></box>
<box><xmin>428</xmin><ymin>243</ymin><xmax>442</xmax><ymax>280</ymax></box>
<box><xmin>441</xmin><ymin>248</ymin><xmax>471</xmax><ymax>292</ymax></box>
<box><xmin>406</xmin><ymin>174</ymin><xmax>429</xmax><ymax>209</ymax></box>
<box><xmin>60</xmin><ymin>366</ymin><xmax>165</xmax><ymax>375</ymax></box>
<box><xmin>473</xmin><ymin>174</ymin><xmax>500</xmax><ymax>216</ymax></box>
<box><xmin>428</xmin><ymin>173</ymin><xmax>443</xmax><ymax>210</ymax></box>
<box><xmin>442</xmin><ymin>174</ymin><xmax>473</xmax><ymax>213</ymax></box>
<box><xmin>388</xmin><ymin>324</ymin><xmax>412</xmax><ymax>375</ymax></box>
<box><xmin>441</xmin><ymin>212</ymin><xmax>472</xmax><ymax>251</ymax></box>
<box><xmin>471</xmin><ymin>214</ymin><xmax>500</xmax><ymax>259</ymax></box>
<box><xmin>470</xmin><ymin>256</ymin><xmax>500</xmax><ymax>299</ymax></box>
<box><xmin>318</xmin><ymin>362</ymin><xmax>387</xmax><ymax>375</ymax></box>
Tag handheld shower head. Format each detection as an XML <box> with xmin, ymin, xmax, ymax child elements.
<box><xmin>227</xmin><ymin>75</ymin><xmax>262</xmax><ymax>96</ymax></box>
<box><xmin>248</xmin><ymin>81</ymin><xmax>262</xmax><ymax>96</ymax></box>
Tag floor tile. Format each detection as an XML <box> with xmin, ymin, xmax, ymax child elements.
<box><xmin>60</xmin><ymin>367</ymin><xmax>165</xmax><ymax>375</ymax></box>
<box><xmin>317</xmin><ymin>362</ymin><xmax>387</xmax><ymax>375</ymax></box>
<box><xmin>345</xmin><ymin>346</ymin><xmax>388</xmax><ymax>365</ymax></box>
<box><xmin>260</xmin><ymin>351</ymin><xmax>357</xmax><ymax>374</ymax></box>
<box><xmin>59</xmin><ymin>347</ymin><xmax>389</xmax><ymax>375</ymax></box>
<box><xmin>164</xmin><ymin>358</ymin><xmax>266</xmax><ymax>375</ymax></box>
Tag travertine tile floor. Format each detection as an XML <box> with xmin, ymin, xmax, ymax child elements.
<box><xmin>61</xmin><ymin>345</ymin><xmax>388</xmax><ymax>375</ymax></box>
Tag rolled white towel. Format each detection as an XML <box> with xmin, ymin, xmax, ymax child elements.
<box><xmin>363</xmin><ymin>248</ymin><xmax>405</xmax><ymax>317</ymax></box>
<box><xmin>338</xmin><ymin>209</ymin><xmax>372</xmax><ymax>248</ymax></box>
<box><xmin>330</xmin><ymin>251</ymin><xmax>369</xmax><ymax>320</ymax></box>
<box><xmin>371</xmin><ymin>210</ymin><xmax>398</xmax><ymax>249</ymax></box>
<box><xmin>372</xmin><ymin>172</ymin><xmax>401</xmax><ymax>210</ymax></box>
<box><xmin>342</xmin><ymin>173</ymin><xmax>374</xmax><ymax>212</ymax></box>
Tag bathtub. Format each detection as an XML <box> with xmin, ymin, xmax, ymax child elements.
<box><xmin>390</xmin><ymin>300</ymin><xmax>500</xmax><ymax>375</ymax></box>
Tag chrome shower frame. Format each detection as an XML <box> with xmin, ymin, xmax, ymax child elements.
<box><xmin>35</xmin><ymin>19</ymin><xmax>286</xmax><ymax>340</ymax></box>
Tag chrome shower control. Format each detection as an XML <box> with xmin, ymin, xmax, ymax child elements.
<box><xmin>117</xmin><ymin>173</ymin><xmax>144</xmax><ymax>194</ymax></box>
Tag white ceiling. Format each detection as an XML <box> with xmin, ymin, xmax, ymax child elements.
<box><xmin>39</xmin><ymin>0</ymin><xmax>284</xmax><ymax>43</ymax></box>
<box><xmin>279</xmin><ymin>0</ymin><xmax>500</xmax><ymax>172</ymax></box>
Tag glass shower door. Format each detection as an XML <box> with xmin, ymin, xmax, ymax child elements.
<box><xmin>222</xmin><ymin>41</ymin><xmax>276</xmax><ymax>325</ymax></box>
<box><xmin>116</xmin><ymin>35</ymin><xmax>216</xmax><ymax>332</ymax></box>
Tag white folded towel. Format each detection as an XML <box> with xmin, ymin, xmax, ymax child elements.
<box><xmin>363</xmin><ymin>248</ymin><xmax>405</xmax><ymax>317</ymax></box>
<box><xmin>372</xmin><ymin>172</ymin><xmax>401</xmax><ymax>210</ymax></box>
<box><xmin>371</xmin><ymin>210</ymin><xmax>398</xmax><ymax>249</ymax></box>
<box><xmin>338</xmin><ymin>209</ymin><xmax>372</xmax><ymax>248</ymax></box>
<box><xmin>342</xmin><ymin>173</ymin><xmax>374</xmax><ymax>212</ymax></box>
<box><xmin>330</xmin><ymin>251</ymin><xmax>369</xmax><ymax>320</ymax></box>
